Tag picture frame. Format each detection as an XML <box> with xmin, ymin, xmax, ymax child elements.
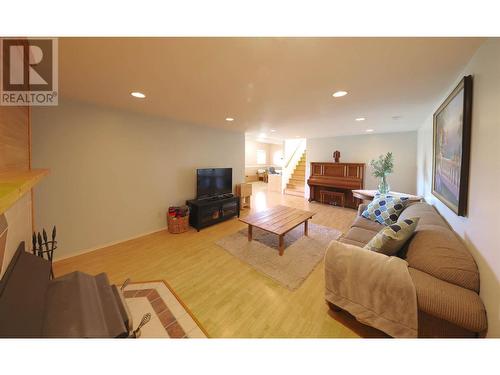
<box><xmin>432</xmin><ymin>75</ymin><xmax>473</xmax><ymax>216</ymax></box>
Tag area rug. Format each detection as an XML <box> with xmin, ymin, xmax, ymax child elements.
<box><xmin>123</xmin><ymin>280</ymin><xmax>208</xmax><ymax>338</ymax></box>
<box><xmin>215</xmin><ymin>223</ymin><xmax>341</xmax><ymax>290</ymax></box>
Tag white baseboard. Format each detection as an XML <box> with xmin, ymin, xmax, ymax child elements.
<box><xmin>54</xmin><ymin>226</ymin><xmax>167</xmax><ymax>262</ymax></box>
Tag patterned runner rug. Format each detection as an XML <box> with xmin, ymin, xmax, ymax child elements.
<box><xmin>123</xmin><ymin>280</ymin><xmax>208</xmax><ymax>338</ymax></box>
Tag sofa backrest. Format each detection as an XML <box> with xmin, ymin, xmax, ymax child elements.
<box><xmin>399</xmin><ymin>202</ymin><xmax>479</xmax><ymax>292</ymax></box>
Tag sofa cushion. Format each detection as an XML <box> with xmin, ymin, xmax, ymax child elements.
<box><xmin>342</xmin><ymin>227</ymin><xmax>378</xmax><ymax>246</ymax></box>
<box><xmin>339</xmin><ymin>237</ymin><xmax>367</xmax><ymax>248</ymax></box>
<box><xmin>361</xmin><ymin>194</ymin><xmax>409</xmax><ymax>226</ymax></box>
<box><xmin>365</xmin><ymin>217</ymin><xmax>419</xmax><ymax>256</ymax></box>
<box><xmin>399</xmin><ymin>202</ymin><xmax>448</xmax><ymax>228</ymax></box>
<box><xmin>405</xmin><ymin>224</ymin><xmax>479</xmax><ymax>292</ymax></box>
<box><xmin>351</xmin><ymin>215</ymin><xmax>385</xmax><ymax>233</ymax></box>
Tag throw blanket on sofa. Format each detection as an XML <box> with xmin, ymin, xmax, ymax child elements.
<box><xmin>324</xmin><ymin>240</ymin><xmax>418</xmax><ymax>338</ymax></box>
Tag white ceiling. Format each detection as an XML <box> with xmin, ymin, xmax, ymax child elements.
<box><xmin>59</xmin><ymin>37</ymin><xmax>484</xmax><ymax>140</ymax></box>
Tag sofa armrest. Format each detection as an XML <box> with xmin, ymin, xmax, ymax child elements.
<box><xmin>357</xmin><ymin>203</ymin><xmax>368</xmax><ymax>216</ymax></box>
<box><xmin>325</xmin><ymin>240</ymin><xmax>418</xmax><ymax>337</ymax></box>
<box><xmin>408</xmin><ymin>268</ymin><xmax>487</xmax><ymax>333</ymax></box>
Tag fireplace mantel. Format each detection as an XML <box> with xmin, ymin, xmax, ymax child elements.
<box><xmin>0</xmin><ymin>169</ymin><xmax>49</xmax><ymax>215</ymax></box>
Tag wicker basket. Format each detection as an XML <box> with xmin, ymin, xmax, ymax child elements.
<box><xmin>167</xmin><ymin>214</ymin><xmax>189</xmax><ymax>234</ymax></box>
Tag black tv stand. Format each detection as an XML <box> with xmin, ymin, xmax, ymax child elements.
<box><xmin>186</xmin><ymin>195</ymin><xmax>240</xmax><ymax>231</ymax></box>
<box><xmin>199</xmin><ymin>193</ymin><xmax>234</xmax><ymax>202</ymax></box>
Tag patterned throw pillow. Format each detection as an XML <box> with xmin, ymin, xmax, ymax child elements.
<box><xmin>364</xmin><ymin>217</ymin><xmax>420</xmax><ymax>255</ymax></box>
<box><xmin>361</xmin><ymin>194</ymin><xmax>410</xmax><ymax>225</ymax></box>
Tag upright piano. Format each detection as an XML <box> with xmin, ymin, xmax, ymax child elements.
<box><xmin>307</xmin><ymin>162</ymin><xmax>365</xmax><ymax>209</ymax></box>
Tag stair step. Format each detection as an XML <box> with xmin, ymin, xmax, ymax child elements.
<box><xmin>285</xmin><ymin>189</ymin><xmax>305</xmax><ymax>197</ymax></box>
<box><xmin>285</xmin><ymin>151</ymin><xmax>307</xmax><ymax>198</ymax></box>
<box><xmin>286</xmin><ymin>184</ymin><xmax>305</xmax><ymax>192</ymax></box>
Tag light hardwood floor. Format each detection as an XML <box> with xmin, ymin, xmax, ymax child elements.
<box><xmin>54</xmin><ymin>182</ymin><xmax>385</xmax><ymax>338</ymax></box>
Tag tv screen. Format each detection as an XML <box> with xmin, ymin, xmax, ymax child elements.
<box><xmin>196</xmin><ymin>168</ymin><xmax>232</xmax><ymax>199</ymax></box>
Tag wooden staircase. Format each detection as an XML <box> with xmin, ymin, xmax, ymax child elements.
<box><xmin>284</xmin><ymin>151</ymin><xmax>306</xmax><ymax>197</ymax></box>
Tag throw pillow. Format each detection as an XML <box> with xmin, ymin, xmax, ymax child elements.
<box><xmin>364</xmin><ymin>217</ymin><xmax>420</xmax><ymax>255</ymax></box>
<box><xmin>361</xmin><ymin>194</ymin><xmax>410</xmax><ymax>225</ymax></box>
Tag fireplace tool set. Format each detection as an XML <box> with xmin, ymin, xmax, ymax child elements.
<box><xmin>120</xmin><ymin>278</ymin><xmax>152</xmax><ymax>338</ymax></box>
<box><xmin>32</xmin><ymin>225</ymin><xmax>57</xmax><ymax>279</ymax></box>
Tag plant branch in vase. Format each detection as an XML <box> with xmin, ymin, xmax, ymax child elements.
<box><xmin>370</xmin><ymin>152</ymin><xmax>394</xmax><ymax>194</ymax></box>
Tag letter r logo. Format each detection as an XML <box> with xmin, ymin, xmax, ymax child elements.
<box><xmin>9</xmin><ymin>45</ymin><xmax>47</xmax><ymax>85</ymax></box>
<box><xmin>2</xmin><ymin>39</ymin><xmax>53</xmax><ymax>91</ymax></box>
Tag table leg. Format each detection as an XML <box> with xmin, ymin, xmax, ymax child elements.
<box><xmin>279</xmin><ymin>235</ymin><xmax>284</xmax><ymax>256</ymax></box>
<box><xmin>304</xmin><ymin>219</ymin><xmax>309</xmax><ymax>236</ymax></box>
<box><xmin>248</xmin><ymin>225</ymin><xmax>253</xmax><ymax>241</ymax></box>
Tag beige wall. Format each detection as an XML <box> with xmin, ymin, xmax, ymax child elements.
<box><xmin>269</xmin><ymin>143</ymin><xmax>284</xmax><ymax>167</ymax></box>
<box><xmin>416</xmin><ymin>38</ymin><xmax>500</xmax><ymax>337</ymax></box>
<box><xmin>307</xmin><ymin>132</ymin><xmax>418</xmax><ymax>195</ymax></box>
<box><xmin>244</xmin><ymin>140</ymin><xmax>282</xmax><ymax>167</ymax></box>
<box><xmin>32</xmin><ymin>101</ymin><xmax>245</xmax><ymax>260</ymax></box>
<box><xmin>245</xmin><ymin>140</ymin><xmax>269</xmax><ymax>166</ymax></box>
<box><xmin>244</xmin><ymin>140</ymin><xmax>283</xmax><ymax>180</ymax></box>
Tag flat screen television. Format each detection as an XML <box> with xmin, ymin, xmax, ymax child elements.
<box><xmin>196</xmin><ymin>168</ymin><xmax>232</xmax><ymax>199</ymax></box>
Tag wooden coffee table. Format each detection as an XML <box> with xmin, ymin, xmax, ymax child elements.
<box><xmin>239</xmin><ymin>205</ymin><xmax>316</xmax><ymax>256</ymax></box>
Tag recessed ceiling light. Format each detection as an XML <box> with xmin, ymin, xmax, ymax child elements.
<box><xmin>130</xmin><ymin>92</ymin><xmax>146</xmax><ymax>98</ymax></box>
<box><xmin>295</xmin><ymin>135</ymin><xmax>301</xmax><ymax>138</ymax></box>
<box><xmin>259</xmin><ymin>133</ymin><xmax>266</xmax><ymax>138</ymax></box>
<box><xmin>270</xmin><ymin>129</ymin><xmax>276</xmax><ymax>132</ymax></box>
<box><xmin>225</xmin><ymin>117</ymin><xmax>235</xmax><ymax>122</ymax></box>
<box><xmin>332</xmin><ymin>91</ymin><xmax>348</xmax><ymax>98</ymax></box>
<box><xmin>366</xmin><ymin>129</ymin><xmax>374</xmax><ymax>133</ymax></box>
<box><xmin>355</xmin><ymin>117</ymin><xmax>366</xmax><ymax>121</ymax></box>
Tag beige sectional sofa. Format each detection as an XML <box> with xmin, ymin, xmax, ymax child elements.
<box><xmin>326</xmin><ymin>201</ymin><xmax>488</xmax><ymax>338</ymax></box>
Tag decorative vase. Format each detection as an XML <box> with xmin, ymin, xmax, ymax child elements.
<box><xmin>378</xmin><ymin>174</ymin><xmax>390</xmax><ymax>194</ymax></box>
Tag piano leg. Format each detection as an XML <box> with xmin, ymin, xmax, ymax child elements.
<box><xmin>308</xmin><ymin>185</ymin><xmax>314</xmax><ymax>202</ymax></box>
